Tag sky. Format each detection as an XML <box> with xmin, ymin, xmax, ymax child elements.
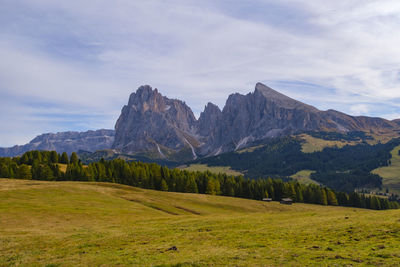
<box><xmin>1</xmin><ymin>0</ymin><xmax>400</xmax><ymax>147</ymax></box>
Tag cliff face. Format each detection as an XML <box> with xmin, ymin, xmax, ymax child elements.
<box><xmin>0</xmin><ymin>129</ymin><xmax>115</xmax><ymax>157</ymax></box>
<box><xmin>112</xmin><ymin>85</ymin><xmax>198</xmax><ymax>159</ymax></box>
<box><xmin>112</xmin><ymin>83</ymin><xmax>400</xmax><ymax>160</ymax></box>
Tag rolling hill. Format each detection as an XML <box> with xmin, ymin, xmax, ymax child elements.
<box><xmin>1</xmin><ymin>179</ymin><xmax>400</xmax><ymax>266</ymax></box>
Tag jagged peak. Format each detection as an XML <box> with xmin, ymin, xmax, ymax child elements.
<box><xmin>134</xmin><ymin>85</ymin><xmax>159</xmax><ymax>98</ymax></box>
<box><xmin>137</xmin><ymin>85</ymin><xmax>156</xmax><ymax>94</ymax></box>
<box><xmin>254</xmin><ymin>82</ymin><xmax>319</xmax><ymax>111</ymax></box>
<box><xmin>204</xmin><ymin>102</ymin><xmax>221</xmax><ymax>112</ymax></box>
<box><xmin>127</xmin><ymin>85</ymin><xmax>163</xmax><ymax>107</ymax></box>
<box><xmin>199</xmin><ymin>103</ymin><xmax>221</xmax><ymax>123</ymax></box>
<box><xmin>255</xmin><ymin>82</ymin><xmax>298</xmax><ymax>102</ymax></box>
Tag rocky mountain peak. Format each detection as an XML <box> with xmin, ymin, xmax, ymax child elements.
<box><xmin>81</xmin><ymin>83</ymin><xmax>400</xmax><ymax>160</ymax></box>
<box><xmin>113</xmin><ymin>85</ymin><xmax>198</xmax><ymax>157</ymax></box>
<box><xmin>197</xmin><ymin>102</ymin><xmax>222</xmax><ymax>138</ymax></box>
<box><xmin>204</xmin><ymin>102</ymin><xmax>221</xmax><ymax>114</ymax></box>
<box><xmin>254</xmin><ymin>82</ymin><xmax>318</xmax><ymax>111</ymax></box>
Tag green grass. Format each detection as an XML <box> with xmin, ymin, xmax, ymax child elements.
<box><xmin>372</xmin><ymin>145</ymin><xmax>400</xmax><ymax>193</ymax></box>
<box><xmin>290</xmin><ymin>170</ymin><xmax>319</xmax><ymax>185</ymax></box>
<box><xmin>235</xmin><ymin>145</ymin><xmax>266</xmax><ymax>154</ymax></box>
<box><xmin>179</xmin><ymin>164</ymin><xmax>242</xmax><ymax>176</ymax></box>
<box><xmin>1</xmin><ymin>179</ymin><xmax>400</xmax><ymax>266</ymax></box>
<box><xmin>299</xmin><ymin>134</ymin><xmax>358</xmax><ymax>153</ymax></box>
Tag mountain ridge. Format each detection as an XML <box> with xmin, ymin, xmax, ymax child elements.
<box><xmin>0</xmin><ymin>129</ymin><xmax>115</xmax><ymax>157</ymax></box>
<box><xmin>112</xmin><ymin>83</ymin><xmax>400</xmax><ymax>160</ymax></box>
<box><xmin>1</xmin><ymin>82</ymin><xmax>399</xmax><ymax>159</ymax></box>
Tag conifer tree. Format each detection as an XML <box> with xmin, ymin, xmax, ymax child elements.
<box><xmin>50</xmin><ymin>151</ymin><xmax>58</xmax><ymax>163</ymax></box>
<box><xmin>70</xmin><ymin>152</ymin><xmax>79</xmax><ymax>165</ymax></box>
<box><xmin>161</xmin><ymin>179</ymin><xmax>168</xmax><ymax>191</ymax></box>
<box><xmin>326</xmin><ymin>189</ymin><xmax>338</xmax><ymax>206</ymax></box>
<box><xmin>185</xmin><ymin>175</ymin><xmax>198</xmax><ymax>193</ymax></box>
<box><xmin>17</xmin><ymin>164</ymin><xmax>32</xmax><ymax>180</ymax></box>
<box><xmin>60</xmin><ymin>152</ymin><xmax>69</xmax><ymax>164</ymax></box>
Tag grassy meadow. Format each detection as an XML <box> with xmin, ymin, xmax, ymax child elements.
<box><xmin>179</xmin><ymin>164</ymin><xmax>242</xmax><ymax>176</ymax></box>
<box><xmin>1</xmin><ymin>179</ymin><xmax>400</xmax><ymax>266</ymax></box>
<box><xmin>299</xmin><ymin>134</ymin><xmax>357</xmax><ymax>153</ymax></box>
<box><xmin>372</xmin><ymin>145</ymin><xmax>400</xmax><ymax>193</ymax></box>
<box><xmin>290</xmin><ymin>170</ymin><xmax>319</xmax><ymax>185</ymax></box>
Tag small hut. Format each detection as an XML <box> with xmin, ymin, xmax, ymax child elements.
<box><xmin>280</xmin><ymin>198</ymin><xmax>293</xmax><ymax>205</ymax></box>
<box><xmin>262</xmin><ymin>198</ymin><xmax>272</xmax><ymax>202</ymax></box>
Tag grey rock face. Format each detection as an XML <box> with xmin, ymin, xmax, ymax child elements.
<box><xmin>113</xmin><ymin>83</ymin><xmax>400</xmax><ymax>160</ymax></box>
<box><xmin>0</xmin><ymin>129</ymin><xmax>115</xmax><ymax>157</ymax></box>
<box><xmin>392</xmin><ymin>119</ymin><xmax>400</xmax><ymax>126</ymax></box>
<box><xmin>112</xmin><ymin>85</ymin><xmax>198</xmax><ymax>159</ymax></box>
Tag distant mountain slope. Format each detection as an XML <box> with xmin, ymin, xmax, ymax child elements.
<box><xmin>113</xmin><ymin>83</ymin><xmax>400</xmax><ymax>160</ymax></box>
<box><xmin>195</xmin><ymin>135</ymin><xmax>400</xmax><ymax>192</ymax></box>
<box><xmin>0</xmin><ymin>129</ymin><xmax>115</xmax><ymax>157</ymax></box>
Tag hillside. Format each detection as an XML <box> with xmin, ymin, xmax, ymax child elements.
<box><xmin>196</xmin><ymin>135</ymin><xmax>400</xmax><ymax>192</ymax></box>
<box><xmin>1</xmin><ymin>179</ymin><xmax>400</xmax><ymax>266</ymax></box>
<box><xmin>372</xmin><ymin>145</ymin><xmax>400</xmax><ymax>193</ymax></box>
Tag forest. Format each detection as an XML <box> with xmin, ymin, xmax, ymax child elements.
<box><xmin>307</xmin><ymin>131</ymin><xmax>374</xmax><ymax>141</ymax></box>
<box><xmin>0</xmin><ymin>150</ymin><xmax>399</xmax><ymax>210</ymax></box>
<box><xmin>198</xmin><ymin>136</ymin><xmax>400</xmax><ymax>192</ymax></box>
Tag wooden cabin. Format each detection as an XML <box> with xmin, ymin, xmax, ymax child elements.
<box><xmin>280</xmin><ymin>198</ymin><xmax>293</xmax><ymax>205</ymax></box>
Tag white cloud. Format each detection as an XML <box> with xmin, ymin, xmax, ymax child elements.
<box><xmin>349</xmin><ymin>104</ymin><xmax>370</xmax><ymax>116</ymax></box>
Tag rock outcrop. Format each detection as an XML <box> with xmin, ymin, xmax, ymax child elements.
<box><xmin>0</xmin><ymin>129</ymin><xmax>115</xmax><ymax>157</ymax></box>
<box><xmin>112</xmin><ymin>85</ymin><xmax>198</xmax><ymax>159</ymax></box>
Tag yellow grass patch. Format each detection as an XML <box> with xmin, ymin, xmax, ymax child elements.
<box><xmin>299</xmin><ymin>134</ymin><xmax>358</xmax><ymax>153</ymax></box>
<box><xmin>1</xmin><ymin>179</ymin><xmax>400</xmax><ymax>266</ymax></box>
<box><xmin>179</xmin><ymin>164</ymin><xmax>242</xmax><ymax>176</ymax></box>
<box><xmin>372</xmin><ymin>145</ymin><xmax>400</xmax><ymax>193</ymax></box>
<box><xmin>290</xmin><ymin>170</ymin><xmax>319</xmax><ymax>185</ymax></box>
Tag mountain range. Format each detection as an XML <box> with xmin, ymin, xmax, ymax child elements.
<box><xmin>1</xmin><ymin>83</ymin><xmax>399</xmax><ymax>160</ymax></box>
<box><xmin>0</xmin><ymin>129</ymin><xmax>115</xmax><ymax>157</ymax></box>
<box><xmin>112</xmin><ymin>83</ymin><xmax>400</xmax><ymax>161</ymax></box>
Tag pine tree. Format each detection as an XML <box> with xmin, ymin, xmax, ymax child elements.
<box><xmin>0</xmin><ymin>163</ymin><xmax>10</xmax><ymax>178</ymax></box>
<box><xmin>161</xmin><ymin>179</ymin><xmax>168</xmax><ymax>191</ymax></box>
<box><xmin>60</xmin><ymin>152</ymin><xmax>69</xmax><ymax>164</ymax></box>
<box><xmin>295</xmin><ymin>184</ymin><xmax>304</xmax><ymax>203</ymax></box>
<box><xmin>50</xmin><ymin>151</ymin><xmax>58</xmax><ymax>163</ymax></box>
<box><xmin>70</xmin><ymin>152</ymin><xmax>79</xmax><ymax>165</ymax></box>
<box><xmin>370</xmin><ymin>196</ymin><xmax>381</xmax><ymax>210</ymax></box>
<box><xmin>326</xmin><ymin>189</ymin><xmax>338</xmax><ymax>206</ymax></box>
<box><xmin>20</xmin><ymin>153</ymin><xmax>30</xmax><ymax>165</ymax></box>
<box><xmin>222</xmin><ymin>176</ymin><xmax>235</xmax><ymax>196</ymax></box>
<box><xmin>38</xmin><ymin>165</ymin><xmax>55</xmax><ymax>180</ymax></box>
<box><xmin>17</xmin><ymin>164</ymin><xmax>32</xmax><ymax>180</ymax></box>
<box><xmin>206</xmin><ymin>178</ymin><xmax>217</xmax><ymax>195</ymax></box>
<box><xmin>314</xmin><ymin>187</ymin><xmax>328</xmax><ymax>205</ymax></box>
<box><xmin>185</xmin><ymin>175</ymin><xmax>198</xmax><ymax>193</ymax></box>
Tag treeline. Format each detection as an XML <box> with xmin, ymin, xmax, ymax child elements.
<box><xmin>0</xmin><ymin>150</ymin><xmax>399</xmax><ymax>210</ymax></box>
<box><xmin>199</xmin><ymin>137</ymin><xmax>400</xmax><ymax>192</ymax></box>
<box><xmin>0</xmin><ymin>150</ymin><xmax>76</xmax><ymax>180</ymax></box>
